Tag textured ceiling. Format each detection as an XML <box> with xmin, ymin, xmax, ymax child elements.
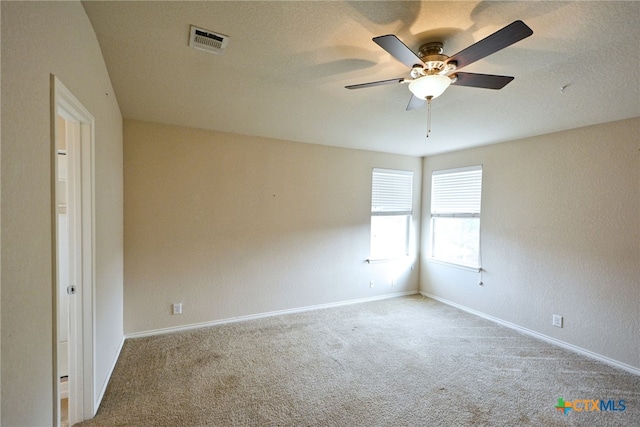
<box><xmin>82</xmin><ymin>1</ymin><xmax>640</xmax><ymax>157</ymax></box>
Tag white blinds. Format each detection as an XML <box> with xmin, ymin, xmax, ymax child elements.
<box><xmin>431</xmin><ymin>165</ymin><xmax>482</xmax><ymax>215</ymax></box>
<box><xmin>371</xmin><ymin>168</ymin><xmax>413</xmax><ymax>215</ymax></box>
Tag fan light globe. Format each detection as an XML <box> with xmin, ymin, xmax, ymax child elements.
<box><xmin>408</xmin><ymin>75</ymin><xmax>451</xmax><ymax>100</ymax></box>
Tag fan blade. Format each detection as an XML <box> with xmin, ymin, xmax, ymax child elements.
<box><xmin>447</xmin><ymin>20</ymin><xmax>533</xmax><ymax>70</ymax></box>
<box><xmin>406</xmin><ymin>94</ymin><xmax>425</xmax><ymax>110</ymax></box>
<box><xmin>451</xmin><ymin>72</ymin><xmax>514</xmax><ymax>89</ymax></box>
<box><xmin>373</xmin><ymin>35</ymin><xmax>424</xmax><ymax>68</ymax></box>
<box><xmin>345</xmin><ymin>78</ymin><xmax>405</xmax><ymax>90</ymax></box>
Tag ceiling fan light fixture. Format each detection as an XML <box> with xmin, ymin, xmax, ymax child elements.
<box><xmin>408</xmin><ymin>75</ymin><xmax>451</xmax><ymax>100</ymax></box>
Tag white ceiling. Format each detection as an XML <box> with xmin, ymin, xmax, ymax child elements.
<box><xmin>82</xmin><ymin>1</ymin><xmax>640</xmax><ymax>157</ymax></box>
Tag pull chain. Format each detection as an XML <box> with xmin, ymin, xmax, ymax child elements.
<box><xmin>426</xmin><ymin>96</ymin><xmax>433</xmax><ymax>138</ymax></box>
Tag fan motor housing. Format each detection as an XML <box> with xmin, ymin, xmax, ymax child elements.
<box><xmin>418</xmin><ymin>42</ymin><xmax>455</xmax><ymax>74</ymax></box>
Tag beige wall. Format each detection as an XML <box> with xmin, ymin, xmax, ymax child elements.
<box><xmin>124</xmin><ymin>120</ymin><xmax>421</xmax><ymax>334</ymax></box>
<box><xmin>1</xmin><ymin>2</ymin><xmax>123</xmax><ymax>425</ymax></box>
<box><xmin>421</xmin><ymin>117</ymin><xmax>640</xmax><ymax>370</ymax></box>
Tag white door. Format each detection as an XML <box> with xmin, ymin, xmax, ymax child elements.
<box><xmin>53</xmin><ymin>76</ymin><xmax>95</xmax><ymax>426</ymax></box>
<box><xmin>56</xmin><ymin>143</ymin><xmax>70</xmax><ymax>394</ymax></box>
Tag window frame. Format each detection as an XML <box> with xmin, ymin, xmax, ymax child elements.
<box><xmin>369</xmin><ymin>168</ymin><xmax>414</xmax><ymax>261</ymax></box>
<box><xmin>429</xmin><ymin>165</ymin><xmax>482</xmax><ymax>270</ymax></box>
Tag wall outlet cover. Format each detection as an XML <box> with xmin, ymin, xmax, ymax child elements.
<box><xmin>173</xmin><ymin>303</ymin><xmax>183</xmax><ymax>315</ymax></box>
<box><xmin>552</xmin><ymin>314</ymin><xmax>563</xmax><ymax>328</ymax></box>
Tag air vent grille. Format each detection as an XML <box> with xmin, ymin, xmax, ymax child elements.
<box><xmin>189</xmin><ymin>25</ymin><xmax>229</xmax><ymax>54</ymax></box>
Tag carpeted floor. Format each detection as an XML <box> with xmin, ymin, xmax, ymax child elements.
<box><xmin>77</xmin><ymin>295</ymin><xmax>639</xmax><ymax>426</ymax></box>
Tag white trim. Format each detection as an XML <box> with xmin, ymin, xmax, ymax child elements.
<box><xmin>432</xmin><ymin>164</ymin><xmax>482</xmax><ymax>175</ymax></box>
<box><xmin>366</xmin><ymin>256</ymin><xmax>412</xmax><ymax>264</ymax></box>
<box><xmin>420</xmin><ymin>292</ymin><xmax>640</xmax><ymax>376</ymax></box>
<box><xmin>372</xmin><ymin>167</ymin><xmax>414</xmax><ymax>177</ymax></box>
<box><xmin>126</xmin><ymin>291</ymin><xmax>418</xmax><ymax>339</ymax></box>
<box><xmin>425</xmin><ymin>257</ymin><xmax>481</xmax><ymax>272</ymax></box>
<box><xmin>94</xmin><ymin>336</ymin><xmax>125</xmax><ymax>413</ymax></box>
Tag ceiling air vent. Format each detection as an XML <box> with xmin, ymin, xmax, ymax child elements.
<box><xmin>189</xmin><ymin>25</ymin><xmax>229</xmax><ymax>54</ymax></box>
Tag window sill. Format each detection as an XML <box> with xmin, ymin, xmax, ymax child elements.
<box><xmin>366</xmin><ymin>256</ymin><xmax>410</xmax><ymax>264</ymax></box>
<box><xmin>427</xmin><ymin>258</ymin><xmax>481</xmax><ymax>272</ymax></box>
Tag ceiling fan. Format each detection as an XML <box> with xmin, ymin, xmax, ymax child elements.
<box><xmin>346</xmin><ymin>20</ymin><xmax>533</xmax><ymax>135</ymax></box>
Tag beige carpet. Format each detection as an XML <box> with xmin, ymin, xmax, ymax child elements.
<box><xmin>77</xmin><ymin>295</ymin><xmax>639</xmax><ymax>426</ymax></box>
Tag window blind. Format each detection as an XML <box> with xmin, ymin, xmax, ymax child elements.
<box><xmin>431</xmin><ymin>165</ymin><xmax>482</xmax><ymax>215</ymax></box>
<box><xmin>371</xmin><ymin>168</ymin><xmax>413</xmax><ymax>215</ymax></box>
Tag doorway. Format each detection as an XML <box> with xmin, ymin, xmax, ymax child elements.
<box><xmin>52</xmin><ymin>76</ymin><xmax>95</xmax><ymax>426</ymax></box>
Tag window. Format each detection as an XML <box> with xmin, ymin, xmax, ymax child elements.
<box><xmin>430</xmin><ymin>165</ymin><xmax>482</xmax><ymax>269</ymax></box>
<box><xmin>370</xmin><ymin>168</ymin><xmax>413</xmax><ymax>260</ymax></box>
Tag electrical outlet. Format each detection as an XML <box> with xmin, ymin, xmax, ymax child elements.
<box><xmin>369</xmin><ymin>281</ymin><xmax>375</xmax><ymax>288</ymax></box>
<box><xmin>173</xmin><ymin>303</ymin><xmax>182</xmax><ymax>315</ymax></box>
<box><xmin>552</xmin><ymin>314</ymin><xmax>563</xmax><ymax>328</ymax></box>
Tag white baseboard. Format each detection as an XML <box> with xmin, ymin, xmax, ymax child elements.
<box><xmin>420</xmin><ymin>291</ymin><xmax>640</xmax><ymax>376</ymax></box>
<box><xmin>93</xmin><ymin>335</ymin><xmax>125</xmax><ymax>415</ymax></box>
<box><xmin>126</xmin><ymin>290</ymin><xmax>419</xmax><ymax>340</ymax></box>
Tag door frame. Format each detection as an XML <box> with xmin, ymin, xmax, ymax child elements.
<box><xmin>51</xmin><ymin>75</ymin><xmax>96</xmax><ymax>425</ymax></box>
